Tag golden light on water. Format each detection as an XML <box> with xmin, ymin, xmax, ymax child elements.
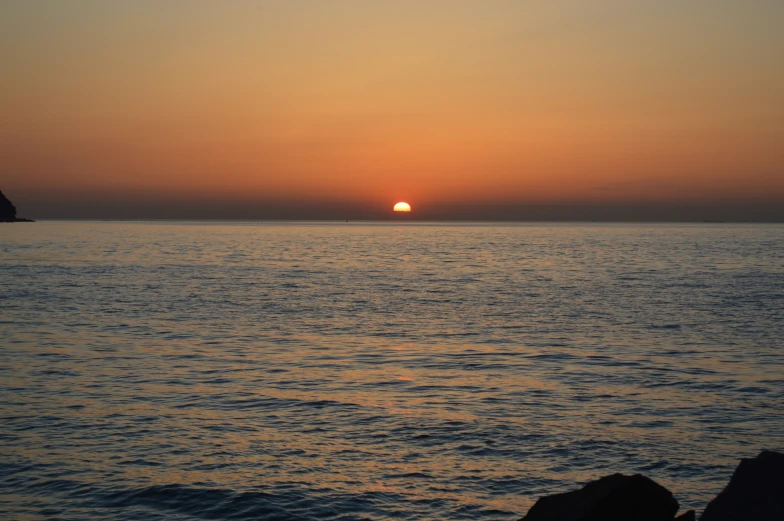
<box><xmin>393</xmin><ymin>202</ymin><xmax>411</xmax><ymax>212</ymax></box>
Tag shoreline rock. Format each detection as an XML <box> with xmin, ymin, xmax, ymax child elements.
<box><xmin>700</xmin><ymin>450</ymin><xmax>784</xmax><ymax>521</ymax></box>
<box><xmin>518</xmin><ymin>450</ymin><xmax>781</xmax><ymax>521</ymax></box>
<box><xmin>519</xmin><ymin>473</ymin><xmax>685</xmax><ymax>521</ymax></box>
<box><xmin>0</xmin><ymin>190</ymin><xmax>35</xmax><ymax>222</ymax></box>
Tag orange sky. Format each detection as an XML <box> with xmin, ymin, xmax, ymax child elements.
<box><xmin>1</xmin><ymin>1</ymin><xmax>783</xmax><ymax>219</ymax></box>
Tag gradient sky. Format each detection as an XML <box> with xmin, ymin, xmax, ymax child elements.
<box><xmin>1</xmin><ymin>1</ymin><xmax>783</xmax><ymax>220</ymax></box>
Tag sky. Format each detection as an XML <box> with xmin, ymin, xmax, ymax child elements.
<box><xmin>1</xmin><ymin>1</ymin><xmax>783</xmax><ymax>220</ymax></box>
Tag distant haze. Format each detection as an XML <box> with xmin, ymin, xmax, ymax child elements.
<box><xmin>1</xmin><ymin>1</ymin><xmax>783</xmax><ymax>221</ymax></box>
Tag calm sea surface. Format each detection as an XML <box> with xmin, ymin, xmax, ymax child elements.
<box><xmin>1</xmin><ymin>221</ymin><xmax>783</xmax><ymax>520</ymax></box>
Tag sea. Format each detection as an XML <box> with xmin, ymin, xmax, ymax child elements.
<box><xmin>1</xmin><ymin>221</ymin><xmax>782</xmax><ymax>520</ymax></box>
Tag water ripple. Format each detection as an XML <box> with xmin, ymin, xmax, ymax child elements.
<box><xmin>1</xmin><ymin>222</ymin><xmax>783</xmax><ymax>519</ymax></box>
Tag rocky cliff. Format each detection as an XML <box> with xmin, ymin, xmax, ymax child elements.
<box><xmin>0</xmin><ymin>190</ymin><xmax>33</xmax><ymax>222</ymax></box>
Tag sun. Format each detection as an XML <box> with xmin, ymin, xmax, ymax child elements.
<box><xmin>393</xmin><ymin>202</ymin><xmax>411</xmax><ymax>212</ymax></box>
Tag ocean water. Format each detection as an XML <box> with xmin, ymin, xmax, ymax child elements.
<box><xmin>1</xmin><ymin>221</ymin><xmax>783</xmax><ymax>520</ymax></box>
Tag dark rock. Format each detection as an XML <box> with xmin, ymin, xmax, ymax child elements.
<box><xmin>0</xmin><ymin>190</ymin><xmax>16</xmax><ymax>222</ymax></box>
<box><xmin>0</xmin><ymin>190</ymin><xmax>33</xmax><ymax>222</ymax></box>
<box><xmin>520</xmin><ymin>473</ymin><xmax>681</xmax><ymax>521</ymax></box>
<box><xmin>675</xmin><ymin>510</ymin><xmax>695</xmax><ymax>521</ymax></box>
<box><xmin>700</xmin><ymin>450</ymin><xmax>784</xmax><ymax>521</ymax></box>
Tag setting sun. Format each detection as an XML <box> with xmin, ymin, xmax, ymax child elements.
<box><xmin>1</xmin><ymin>3</ymin><xmax>782</xmax><ymax>520</ymax></box>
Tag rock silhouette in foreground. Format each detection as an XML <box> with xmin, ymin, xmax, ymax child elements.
<box><xmin>520</xmin><ymin>473</ymin><xmax>686</xmax><ymax>521</ymax></box>
<box><xmin>519</xmin><ymin>451</ymin><xmax>784</xmax><ymax>521</ymax></box>
<box><xmin>700</xmin><ymin>450</ymin><xmax>784</xmax><ymax>521</ymax></box>
<box><xmin>0</xmin><ymin>190</ymin><xmax>33</xmax><ymax>222</ymax></box>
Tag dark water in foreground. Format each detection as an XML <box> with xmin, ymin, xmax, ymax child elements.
<box><xmin>1</xmin><ymin>222</ymin><xmax>783</xmax><ymax>520</ymax></box>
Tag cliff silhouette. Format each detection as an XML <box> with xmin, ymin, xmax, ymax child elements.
<box><xmin>0</xmin><ymin>190</ymin><xmax>34</xmax><ymax>222</ymax></box>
